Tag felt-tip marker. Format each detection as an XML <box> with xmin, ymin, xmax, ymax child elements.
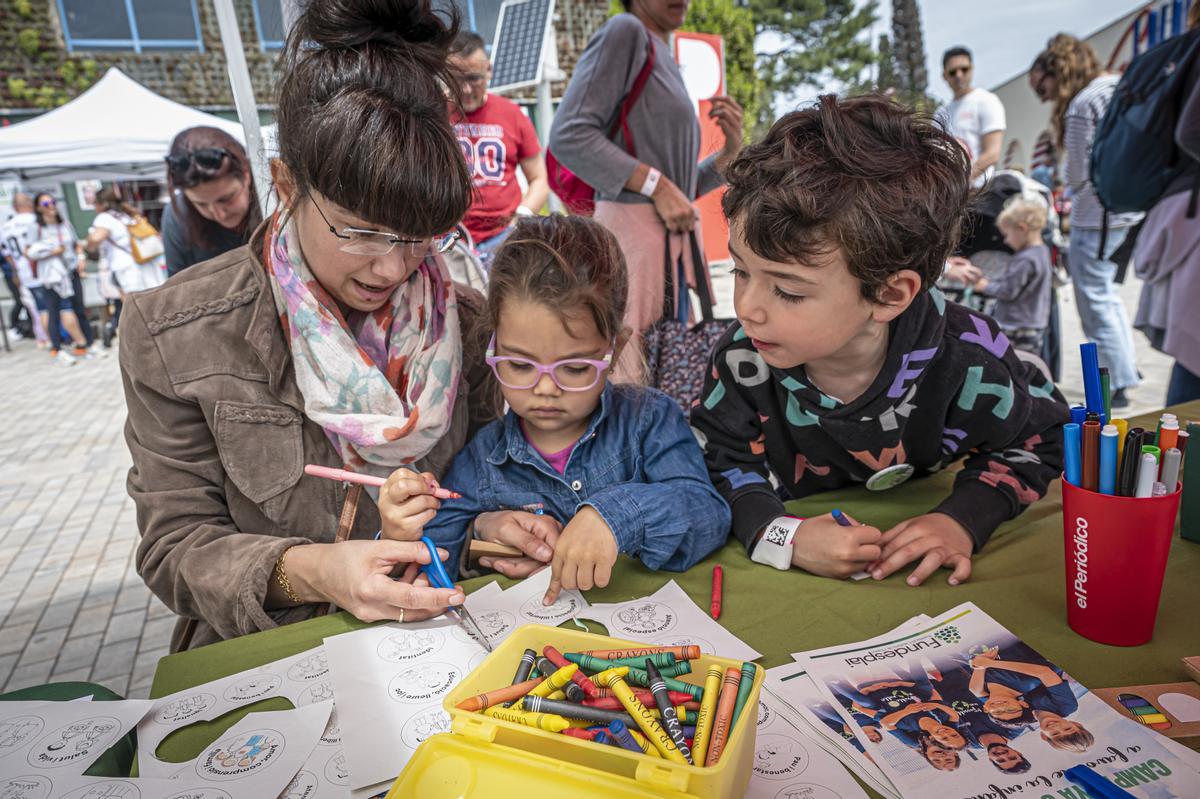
<box><xmin>1064</xmin><ymin>423</ymin><xmax>1082</xmax><ymax>486</ymax></box>
<box><xmin>1099</xmin><ymin>424</ymin><xmax>1118</xmax><ymax>495</ymax></box>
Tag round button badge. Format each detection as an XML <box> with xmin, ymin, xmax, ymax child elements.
<box><xmin>865</xmin><ymin>463</ymin><xmax>914</xmax><ymax>491</ymax></box>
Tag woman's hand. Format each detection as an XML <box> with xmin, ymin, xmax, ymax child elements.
<box><xmin>651</xmin><ymin>177</ymin><xmax>697</xmax><ymax>233</ymax></box>
<box><xmin>544</xmin><ymin>506</ymin><xmax>618</xmax><ymax>604</ymax></box>
<box><xmin>709</xmin><ymin>95</ymin><xmax>744</xmax><ymax>170</ymax></box>
<box><xmin>474</xmin><ymin>510</ymin><xmax>562</xmax><ymax>578</ymax></box>
<box><xmin>378</xmin><ymin>468</ymin><xmax>440</xmax><ymax>541</ymax></box>
<box><xmin>286</xmin><ymin>540</ymin><xmax>464</xmax><ymax>623</ymax></box>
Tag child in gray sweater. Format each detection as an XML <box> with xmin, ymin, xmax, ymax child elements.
<box><xmin>974</xmin><ymin>197</ymin><xmax>1053</xmax><ymax>354</ymax></box>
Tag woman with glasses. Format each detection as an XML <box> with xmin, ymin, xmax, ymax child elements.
<box><xmin>162</xmin><ymin>127</ymin><xmax>261</xmax><ymax>277</ymax></box>
<box><xmin>118</xmin><ymin>0</ymin><xmax>504</xmax><ymax>651</ymax></box>
<box><xmin>1029</xmin><ymin>34</ymin><xmax>1142</xmax><ymax>410</ymax></box>
<box><xmin>25</xmin><ymin>192</ymin><xmax>101</xmax><ymax>364</ymax></box>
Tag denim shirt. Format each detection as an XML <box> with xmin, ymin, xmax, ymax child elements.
<box><xmin>424</xmin><ymin>383</ymin><xmax>732</xmax><ymax>579</ymax></box>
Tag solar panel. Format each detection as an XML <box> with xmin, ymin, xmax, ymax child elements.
<box><xmin>489</xmin><ymin>0</ymin><xmax>555</xmax><ymax>91</ymax></box>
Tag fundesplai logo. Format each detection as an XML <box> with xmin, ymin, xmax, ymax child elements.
<box><xmin>1072</xmin><ymin>515</ymin><xmax>1089</xmax><ymax>608</ymax></box>
<box><xmin>844</xmin><ymin>636</ymin><xmax>943</xmax><ymax>667</ymax></box>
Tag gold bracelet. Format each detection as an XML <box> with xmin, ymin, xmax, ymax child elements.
<box><xmin>275</xmin><ymin>547</ymin><xmax>302</xmax><ymax>604</ymax></box>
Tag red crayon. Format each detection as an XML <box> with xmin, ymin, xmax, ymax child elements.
<box><xmin>710</xmin><ymin>566</ymin><xmax>723</xmax><ymax>620</ymax></box>
<box><xmin>561</xmin><ymin>728</ymin><xmax>598</xmax><ymax>741</ymax></box>
<box><xmin>543</xmin><ymin>645</ymin><xmax>599</xmax><ymax>698</ymax></box>
<box><xmin>583</xmin><ymin>695</ymin><xmax>699</xmax><ymax>712</ymax></box>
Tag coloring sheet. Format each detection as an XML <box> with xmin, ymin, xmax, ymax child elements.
<box><xmin>155</xmin><ymin>702</ymin><xmax>331</xmax><ymax>799</ymax></box>
<box><xmin>577</xmin><ymin>580</ymin><xmax>761</xmax><ymax>661</ymax></box>
<box><xmin>0</xmin><ymin>772</ymin><xmax>237</xmax><ymax>798</ymax></box>
<box><xmin>0</xmin><ymin>699</ymin><xmax>153</xmax><ymax>779</ymax></box>
<box><xmin>323</xmin><ymin>618</ymin><xmax>486</xmax><ymax>791</ymax></box>
<box><xmin>796</xmin><ymin>603</ymin><xmax>1200</xmax><ymax>799</ymax></box>
<box><xmin>462</xmin><ymin>569</ymin><xmax>588</xmax><ymax>646</ymax></box>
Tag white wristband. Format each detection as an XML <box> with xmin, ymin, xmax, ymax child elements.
<box><xmin>639</xmin><ymin>167</ymin><xmax>662</xmax><ymax>198</ymax></box>
<box><xmin>750</xmin><ymin>516</ymin><xmax>803</xmax><ymax>571</ymax></box>
<box><xmin>515</xmin><ymin>206</ymin><xmax>535</xmax><ymax>217</ymax></box>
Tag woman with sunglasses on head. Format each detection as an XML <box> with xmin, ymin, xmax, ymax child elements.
<box><xmin>162</xmin><ymin>127</ymin><xmax>261</xmax><ymax>277</ymax></box>
<box><xmin>25</xmin><ymin>193</ymin><xmax>103</xmax><ymax>364</ymax></box>
<box><xmin>118</xmin><ymin>0</ymin><xmax>503</xmax><ymax>650</ymax></box>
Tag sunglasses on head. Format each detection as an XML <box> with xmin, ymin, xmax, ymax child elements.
<box><xmin>165</xmin><ymin>147</ymin><xmax>230</xmax><ymax>175</ymax></box>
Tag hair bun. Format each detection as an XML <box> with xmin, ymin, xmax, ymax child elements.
<box><xmin>299</xmin><ymin>0</ymin><xmax>452</xmax><ymax>50</ymax></box>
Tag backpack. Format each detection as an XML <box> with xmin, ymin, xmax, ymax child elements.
<box><xmin>110</xmin><ymin>213</ymin><xmax>164</xmax><ymax>265</ymax></box>
<box><xmin>1090</xmin><ymin>29</ymin><xmax>1200</xmax><ymax>216</ymax></box>
<box><xmin>545</xmin><ymin>26</ymin><xmax>656</xmax><ymax>215</ymax></box>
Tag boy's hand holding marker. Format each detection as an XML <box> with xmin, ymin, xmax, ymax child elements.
<box><xmin>762</xmin><ymin>512</ymin><xmax>884</xmax><ymax>580</ymax></box>
<box><xmin>474</xmin><ymin>510</ymin><xmax>563</xmax><ymax>577</ymax></box>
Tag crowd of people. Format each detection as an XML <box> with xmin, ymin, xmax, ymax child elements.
<box><xmin>0</xmin><ymin>0</ymin><xmax>1196</xmax><ymax>650</ymax></box>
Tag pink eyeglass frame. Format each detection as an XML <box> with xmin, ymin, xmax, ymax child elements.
<box><xmin>484</xmin><ymin>334</ymin><xmax>613</xmax><ymax>392</ymax></box>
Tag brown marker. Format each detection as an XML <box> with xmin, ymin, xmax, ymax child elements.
<box><xmin>1082</xmin><ymin>419</ymin><xmax>1101</xmax><ymax>492</ymax></box>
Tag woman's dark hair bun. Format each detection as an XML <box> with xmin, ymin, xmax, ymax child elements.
<box><xmin>297</xmin><ymin>0</ymin><xmax>454</xmax><ymax>51</ymax></box>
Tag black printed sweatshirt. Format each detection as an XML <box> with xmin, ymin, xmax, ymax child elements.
<box><xmin>689</xmin><ymin>288</ymin><xmax>1070</xmax><ymax>552</ymax></box>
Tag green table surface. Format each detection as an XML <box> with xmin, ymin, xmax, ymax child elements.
<box><xmin>147</xmin><ymin>401</ymin><xmax>1200</xmax><ymax>787</ymax></box>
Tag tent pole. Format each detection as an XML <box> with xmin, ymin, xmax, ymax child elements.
<box><xmin>213</xmin><ymin>0</ymin><xmax>270</xmax><ymax>216</ymax></box>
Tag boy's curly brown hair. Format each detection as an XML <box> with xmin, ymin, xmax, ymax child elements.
<box><xmin>723</xmin><ymin>94</ymin><xmax>971</xmax><ymax>301</ymax></box>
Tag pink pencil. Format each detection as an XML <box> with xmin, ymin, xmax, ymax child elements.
<box><xmin>303</xmin><ymin>464</ymin><xmax>461</xmax><ymax>499</ymax></box>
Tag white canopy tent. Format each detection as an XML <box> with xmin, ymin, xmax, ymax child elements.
<box><xmin>0</xmin><ymin>67</ymin><xmax>245</xmax><ymax>183</ymax></box>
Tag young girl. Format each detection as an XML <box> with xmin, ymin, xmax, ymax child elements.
<box><xmin>378</xmin><ymin>215</ymin><xmax>731</xmax><ymax>604</ymax></box>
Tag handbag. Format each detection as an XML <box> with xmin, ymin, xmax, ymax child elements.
<box><xmin>643</xmin><ymin>231</ymin><xmax>731</xmax><ymax>411</ymax></box>
<box><xmin>546</xmin><ymin>25</ymin><xmax>656</xmax><ymax>216</ymax></box>
<box><xmin>108</xmin><ymin>213</ymin><xmax>164</xmax><ymax>264</ymax></box>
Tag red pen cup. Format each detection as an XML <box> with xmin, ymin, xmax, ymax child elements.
<box><xmin>1061</xmin><ymin>477</ymin><xmax>1181</xmax><ymax>646</ymax></box>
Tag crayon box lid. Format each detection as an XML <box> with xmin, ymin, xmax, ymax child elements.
<box><xmin>389</xmin><ymin>624</ymin><xmax>763</xmax><ymax>799</ymax></box>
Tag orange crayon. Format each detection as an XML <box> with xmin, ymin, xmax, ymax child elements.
<box><xmin>704</xmin><ymin>667</ymin><xmax>741</xmax><ymax>766</ymax></box>
<box><xmin>579</xmin><ymin>645</ymin><xmax>701</xmax><ymax>661</ymax></box>
<box><xmin>456</xmin><ymin>676</ymin><xmax>544</xmax><ymax>712</ymax></box>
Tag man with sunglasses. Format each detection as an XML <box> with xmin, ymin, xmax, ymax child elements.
<box><xmin>934</xmin><ymin>47</ymin><xmax>1006</xmax><ymax>189</ymax></box>
<box><xmin>448</xmin><ymin>31</ymin><xmax>549</xmax><ymax>264</ymax></box>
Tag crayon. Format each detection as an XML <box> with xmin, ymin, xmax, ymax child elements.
<box><xmin>562</xmin><ymin>682</ymin><xmax>586</xmax><ymax>703</ymax></box>
<box><xmin>521</xmin><ymin>695</ymin><xmax>640</xmax><ymax>726</ymax></box>
<box><xmin>1082</xmin><ymin>420</ymin><xmax>1100</xmax><ymax>491</ymax></box>
<box><xmin>593</xmin><ymin>669</ymin><xmax>688</xmax><ymax>764</ymax></box>
<box><xmin>1070</xmin><ymin>405</ymin><xmax>1087</xmax><ymax>426</ymax></box>
<box><xmin>583</xmin><ymin>694</ymin><xmax>698</xmax><ymax>711</ymax></box>
<box><xmin>692</xmin><ymin>664</ymin><xmax>722</xmax><ymax>767</ymax></box>
<box><xmin>561</xmin><ymin>727</ymin><xmax>597</xmax><ymax>741</ymax></box>
<box><xmin>647</xmin><ymin>660</ymin><xmax>692</xmax><ymax>764</ymax></box>
<box><xmin>705</xmin><ymin>667</ymin><xmax>741</xmax><ymax>767</ymax></box>
<box><xmin>483</xmin><ymin>705</ymin><xmax>571</xmax><ymax>732</ymax></box>
<box><xmin>680</xmin><ymin>725</ymin><xmax>696</xmax><ymax>738</ymax></box>
<box><xmin>524</xmin><ymin>662</ymin><xmax>579</xmax><ymax>705</ymax></box>
<box><xmin>596</xmin><ymin>653</ymin><xmax>678</xmax><ymax>670</ymax></box>
<box><xmin>710</xmin><ymin>565</ymin><xmax>723</xmax><ymax>619</ymax></box>
<box><xmin>1112</xmin><ymin>418</ymin><xmax>1128</xmax><ymax>461</ymax></box>
<box><xmin>1161</xmin><ymin>448</ymin><xmax>1182</xmax><ymax>492</ymax></box>
<box><xmin>543</xmin><ymin>645</ymin><xmax>600</xmax><ymax>698</ymax></box>
<box><xmin>570</xmin><ymin>655</ymin><xmax>702</xmax><ymax>699</ymax></box>
<box><xmin>628</xmin><ymin>728</ymin><xmax>663</xmax><ymax>758</ymax></box>
<box><xmin>607</xmin><ymin>720</ymin><xmax>648</xmax><ymax>755</ymax></box>
<box><xmin>1099</xmin><ymin>424</ymin><xmax>1119</xmax><ymax>495</ymax></box>
<box><xmin>511</xmin><ymin>649</ymin><xmax>537</xmax><ymax>685</ymax></box>
<box><xmin>547</xmin><ymin>689</ymin><xmax>567</xmax><ymax>701</ymax></box>
<box><xmin>1064</xmin><ymin>423</ymin><xmax>1082</xmax><ymax>486</ymax></box>
<box><xmin>1135</xmin><ymin>452</ymin><xmax>1158</xmax><ymax>498</ymax></box>
<box><xmin>578</xmin><ymin>645</ymin><xmax>701</xmax><ymax>661</ymax></box>
<box><xmin>730</xmin><ymin>663</ymin><xmax>757</xmax><ymax>731</ymax></box>
<box><xmin>456</xmin><ymin>676</ymin><xmax>544</xmax><ymax>711</ymax></box>
<box><xmin>593</xmin><ymin>730</ymin><xmax>614</xmax><ymax>746</ymax></box>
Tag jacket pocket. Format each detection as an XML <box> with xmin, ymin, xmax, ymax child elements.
<box><xmin>214</xmin><ymin>401</ymin><xmax>304</xmax><ymax>504</ymax></box>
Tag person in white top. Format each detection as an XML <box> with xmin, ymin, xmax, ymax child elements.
<box><xmin>87</xmin><ymin>186</ymin><xmax>166</xmax><ymax>296</ymax></box>
<box><xmin>934</xmin><ymin>46</ymin><xmax>1006</xmax><ymax>188</ymax></box>
<box><xmin>0</xmin><ymin>193</ymin><xmax>49</xmax><ymax>346</ymax></box>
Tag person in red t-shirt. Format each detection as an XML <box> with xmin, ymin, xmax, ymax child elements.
<box><xmin>449</xmin><ymin>32</ymin><xmax>549</xmax><ymax>265</ymax></box>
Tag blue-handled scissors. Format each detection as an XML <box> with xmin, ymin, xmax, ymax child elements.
<box><xmin>419</xmin><ymin>536</ymin><xmax>493</xmax><ymax>652</ymax></box>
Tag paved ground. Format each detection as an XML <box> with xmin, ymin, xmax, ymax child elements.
<box><xmin>0</xmin><ymin>272</ymin><xmax>1174</xmax><ymax>699</ymax></box>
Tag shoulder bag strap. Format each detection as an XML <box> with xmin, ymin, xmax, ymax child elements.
<box><xmin>609</xmin><ymin>28</ymin><xmax>657</xmax><ymax>158</ymax></box>
<box><xmin>688</xmin><ymin>231</ymin><xmax>715</xmax><ymax>323</ymax></box>
<box><xmin>315</xmin><ymin>483</ymin><xmax>364</xmax><ymax>618</ymax></box>
<box><xmin>661</xmin><ymin>233</ymin><xmax>675</xmax><ymax>321</ymax></box>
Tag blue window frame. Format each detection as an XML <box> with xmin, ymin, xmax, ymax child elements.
<box><xmin>57</xmin><ymin>0</ymin><xmax>203</xmax><ymax>53</ymax></box>
<box><xmin>253</xmin><ymin>0</ymin><xmax>286</xmax><ymax>51</ymax></box>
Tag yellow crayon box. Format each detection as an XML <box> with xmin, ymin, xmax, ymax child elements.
<box><xmin>387</xmin><ymin>625</ymin><xmax>763</xmax><ymax>798</ymax></box>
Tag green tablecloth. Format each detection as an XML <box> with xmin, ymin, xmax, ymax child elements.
<box><xmin>147</xmin><ymin>401</ymin><xmax>1200</xmax><ymax>785</ymax></box>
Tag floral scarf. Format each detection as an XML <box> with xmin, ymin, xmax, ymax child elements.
<box><xmin>264</xmin><ymin>211</ymin><xmax>462</xmax><ymax>476</ymax></box>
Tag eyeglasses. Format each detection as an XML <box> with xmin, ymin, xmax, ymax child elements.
<box><xmin>38</xmin><ymin>199</ymin><xmax>56</xmax><ymax>208</ymax></box>
<box><xmin>947</xmin><ymin>66</ymin><xmax>971</xmax><ymax>76</ymax></box>
<box><xmin>485</xmin><ymin>334</ymin><xmax>613</xmax><ymax>392</ymax></box>
<box><xmin>308</xmin><ymin>195</ymin><xmax>461</xmax><ymax>257</ymax></box>
<box><xmin>166</xmin><ymin>147</ymin><xmax>229</xmax><ymax>176</ymax></box>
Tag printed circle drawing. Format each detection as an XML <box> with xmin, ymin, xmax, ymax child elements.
<box><xmin>279</xmin><ymin>770</ymin><xmax>319</xmax><ymax>799</ymax></box>
<box><xmin>450</xmin><ymin>611</ymin><xmax>515</xmax><ymax>644</ymax></box>
<box><xmin>654</xmin><ymin>634</ymin><xmax>714</xmax><ymax>656</ymax></box>
<box><xmin>757</xmin><ymin>700</ymin><xmax>774</xmax><ymax>729</ymax></box>
<box><xmin>319</xmin><ymin>707</ymin><xmax>341</xmax><ymax>747</ymax></box>
<box><xmin>286</xmin><ymin>652</ymin><xmax>329</xmax><ymax>682</ymax></box>
<box><xmin>0</xmin><ymin>717</ymin><xmax>44</xmax><ymax>758</ymax></box>
<box><xmin>614</xmin><ymin>602</ymin><xmax>676</xmax><ymax>635</ymax></box>
<box><xmin>520</xmin><ymin>592</ymin><xmax>582</xmax><ymax>622</ymax></box>
<box><xmin>388</xmin><ymin>663</ymin><xmax>463</xmax><ymax>704</ymax></box>
<box><xmin>401</xmin><ymin>706</ymin><xmax>452</xmax><ymax>750</ymax></box>
<box><xmin>153</xmin><ymin>693</ymin><xmax>216</xmax><ymax>725</ymax></box>
<box><xmin>60</xmin><ymin>779</ymin><xmax>140</xmax><ymax>799</ymax></box>
<box><xmin>774</xmin><ymin>784</ymin><xmax>845</xmax><ymax>799</ymax></box>
<box><xmin>324</xmin><ymin>751</ymin><xmax>349</xmax><ymax>786</ymax></box>
<box><xmin>753</xmin><ymin>734</ymin><xmax>810</xmax><ymax>780</ymax></box>
<box><xmin>0</xmin><ymin>775</ymin><xmax>52</xmax><ymax>799</ymax></box>
<box><xmin>27</xmin><ymin>716</ymin><xmax>121</xmax><ymax>769</ymax></box>
<box><xmin>163</xmin><ymin>789</ymin><xmax>234</xmax><ymax>799</ymax></box>
<box><xmin>222</xmin><ymin>674</ymin><xmax>282</xmax><ymax>703</ymax></box>
<box><xmin>376</xmin><ymin>628</ymin><xmax>444</xmax><ymax>662</ymax></box>
<box><xmin>197</xmin><ymin>728</ymin><xmax>284</xmax><ymax>781</ymax></box>
<box><xmin>298</xmin><ymin>681</ymin><xmax>335</xmax><ymax>706</ymax></box>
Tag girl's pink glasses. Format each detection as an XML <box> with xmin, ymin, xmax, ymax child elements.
<box><xmin>485</xmin><ymin>334</ymin><xmax>613</xmax><ymax>392</ymax></box>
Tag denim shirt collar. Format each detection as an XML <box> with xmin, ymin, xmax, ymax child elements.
<box><xmin>486</xmin><ymin>382</ymin><xmax>616</xmax><ymax>468</ymax></box>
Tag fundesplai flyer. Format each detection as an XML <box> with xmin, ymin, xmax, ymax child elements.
<box><xmin>794</xmin><ymin>603</ymin><xmax>1200</xmax><ymax>799</ymax></box>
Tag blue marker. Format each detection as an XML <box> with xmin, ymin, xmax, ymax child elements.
<box><xmin>1069</xmin><ymin>405</ymin><xmax>1087</xmax><ymax>426</ymax></box>
<box><xmin>1064</xmin><ymin>423</ymin><xmax>1082</xmax><ymax>486</ymax></box>
<box><xmin>1080</xmin><ymin>343</ymin><xmax>1106</xmax><ymax>424</ymax></box>
<box><xmin>831</xmin><ymin>509</ymin><xmax>853</xmax><ymax>527</ymax></box>
<box><xmin>1098</xmin><ymin>424</ymin><xmax>1118</xmax><ymax>495</ymax></box>
<box><xmin>1064</xmin><ymin>765</ymin><xmax>1135</xmax><ymax>799</ymax></box>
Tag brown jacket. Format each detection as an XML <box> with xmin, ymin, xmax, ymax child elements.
<box><xmin>119</xmin><ymin>229</ymin><xmax>497</xmax><ymax>651</ymax></box>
